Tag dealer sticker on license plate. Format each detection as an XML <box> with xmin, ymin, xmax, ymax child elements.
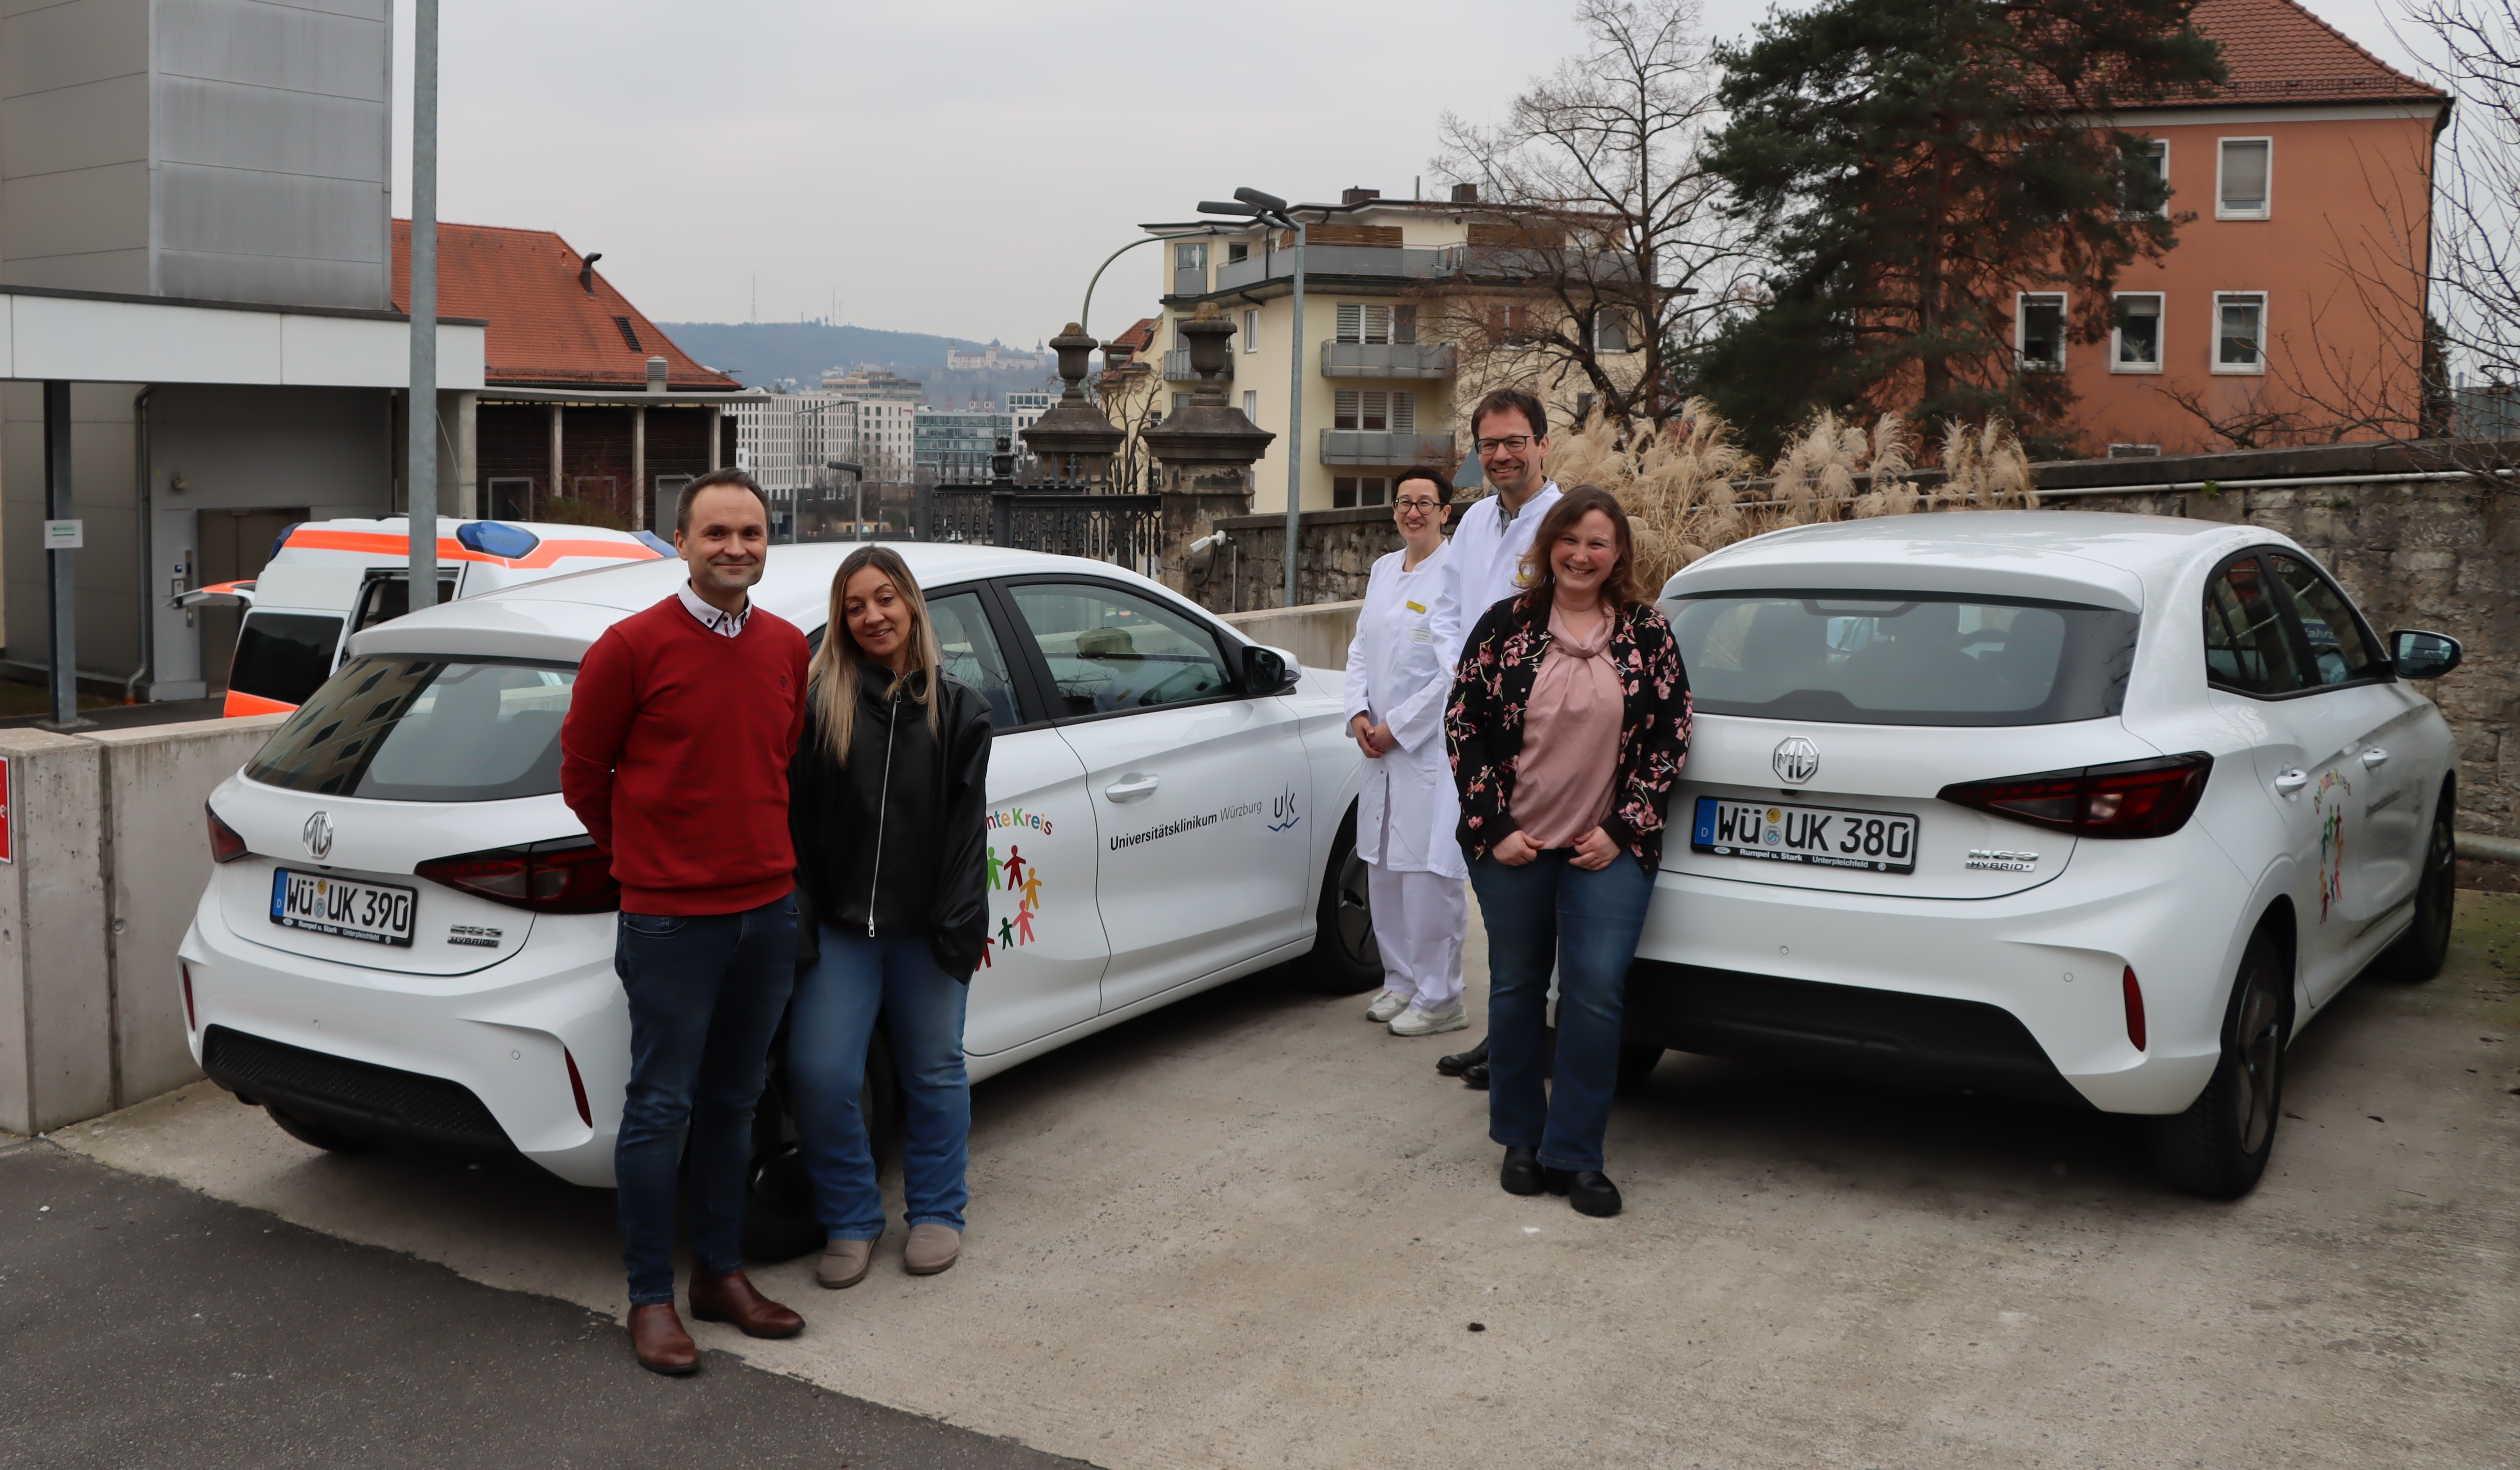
<box><xmin>270</xmin><ymin>869</ymin><xmax>417</xmax><ymax>947</ymax></box>
<box><xmin>1691</xmin><ymin>796</ymin><xmax>1919</xmax><ymax>874</ymax></box>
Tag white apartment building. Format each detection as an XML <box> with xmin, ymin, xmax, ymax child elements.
<box><xmin>729</xmin><ymin>392</ymin><xmax>858</xmax><ymax>497</ymax></box>
<box><xmin>849</xmin><ymin>397</ymin><xmax>916</xmax><ymax>480</ymax></box>
<box><xmin>1006</xmin><ymin>390</ymin><xmax>1054</xmax><ymax>447</ymax></box>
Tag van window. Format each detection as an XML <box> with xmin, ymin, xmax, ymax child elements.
<box><xmin>1665</xmin><ymin>592</ymin><xmax>2139</xmax><ymax>726</ymax></box>
<box><xmin>245</xmin><ymin>657</ymin><xmax>574</xmax><ymax>802</ymax></box>
<box><xmin>229</xmin><ymin>612</ymin><xmax>344</xmax><ymax>707</ymax></box>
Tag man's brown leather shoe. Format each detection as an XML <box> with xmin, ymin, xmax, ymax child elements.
<box><xmin>687</xmin><ymin>1269</ymin><xmax>804</xmax><ymax>1339</ymax></box>
<box><xmin>630</xmin><ymin>1304</ymin><xmax>699</xmax><ymax>1375</ymax></box>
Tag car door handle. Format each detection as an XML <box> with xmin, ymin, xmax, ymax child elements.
<box><xmin>1104</xmin><ymin>772</ymin><xmax>1161</xmax><ymax>803</ymax></box>
<box><xmin>2273</xmin><ymin>767</ymin><xmax>2310</xmax><ymax>797</ymax></box>
<box><xmin>2360</xmin><ymin>747</ymin><xmax>2390</xmax><ymax>768</ymax></box>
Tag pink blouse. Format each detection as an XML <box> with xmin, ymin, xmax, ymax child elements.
<box><xmin>1509</xmin><ymin>606</ymin><xmax>1623</xmax><ymax>848</ymax></box>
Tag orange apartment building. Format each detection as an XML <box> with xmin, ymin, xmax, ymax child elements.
<box><xmin>2022</xmin><ymin>0</ymin><xmax>2447</xmax><ymax>456</ymax></box>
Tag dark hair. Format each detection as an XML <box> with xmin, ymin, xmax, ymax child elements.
<box><xmin>675</xmin><ymin>467</ymin><xmax>771</xmax><ymax>535</ymax></box>
<box><xmin>1516</xmin><ymin>484</ymin><xmax>1639</xmax><ymax>609</ymax></box>
<box><xmin>1393</xmin><ymin>465</ymin><xmax>1453</xmax><ymax>504</ymax></box>
<box><xmin>1470</xmin><ymin>388</ymin><xmax>1548</xmax><ymax>443</ymax></box>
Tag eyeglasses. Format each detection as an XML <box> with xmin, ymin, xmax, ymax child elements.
<box><xmin>1475</xmin><ymin>435</ymin><xmax>1536</xmax><ymax>454</ymax></box>
<box><xmin>1394</xmin><ymin>497</ymin><xmax>1443</xmax><ymax>512</ymax></box>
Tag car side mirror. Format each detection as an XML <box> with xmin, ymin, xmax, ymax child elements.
<box><xmin>2391</xmin><ymin>629</ymin><xmax>2463</xmax><ymax>680</ymax></box>
<box><xmin>1241</xmin><ymin>643</ymin><xmax>1298</xmax><ymax>695</ymax></box>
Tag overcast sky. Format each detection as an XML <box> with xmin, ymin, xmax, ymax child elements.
<box><xmin>388</xmin><ymin>0</ymin><xmax>2432</xmax><ymax>345</ymax></box>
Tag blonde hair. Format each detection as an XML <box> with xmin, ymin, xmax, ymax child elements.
<box><xmin>809</xmin><ymin>545</ymin><xmax>944</xmax><ymax>765</ymax></box>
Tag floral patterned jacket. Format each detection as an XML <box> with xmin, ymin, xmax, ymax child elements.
<box><xmin>1444</xmin><ymin>593</ymin><xmax>1693</xmax><ymax>870</ymax></box>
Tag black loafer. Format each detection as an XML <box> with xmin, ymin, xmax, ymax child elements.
<box><xmin>1437</xmin><ymin>1037</ymin><xmax>1489</xmax><ymax>1077</ymax></box>
<box><xmin>1461</xmin><ymin>1059</ymin><xmax>1490</xmax><ymax>1090</ymax></box>
<box><xmin>1548</xmin><ymin>1169</ymin><xmax>1621</xmax><ymax>1217</ymax></box>
<box><xmin>1499</xmin><ymin>1146</ymin><xmax>1544</xmax><ymax>1196</ymax></box>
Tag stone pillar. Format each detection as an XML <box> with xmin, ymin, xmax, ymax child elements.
<box><xmin>1144</xmin><ymin>304</ymin><xmax>1273</xmax><ymax>595</ymax></box>
<box><xmin>0</xmin><ymin>729</ymin><xmax>110</xmax><ymax>1134</ymax></box>
<box><xmin>546</xmin><ymin>403</ymin><xmax>564</xmax><ymax>519</ymax></box>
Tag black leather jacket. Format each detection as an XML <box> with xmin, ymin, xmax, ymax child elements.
<box><xmin>789</xmin><ymin>662</ymin><xmax>993</xmax><ymax>980</ymax></box>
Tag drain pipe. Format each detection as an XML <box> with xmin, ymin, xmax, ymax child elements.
<box><xmin>128</xmin><ymin>386</ymin><xmax>156</xmax><ymax>704</ymax></box>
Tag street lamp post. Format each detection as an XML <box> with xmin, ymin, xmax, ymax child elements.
<box><xmin>1198</xmin><ymin>188</ymin><xmax>1306</xmax><ymax>608</ymax></box>
<box><xmin>406</xmin><ymin>0</ymin><xmax>440</xmax><ymax>611</ymax></box>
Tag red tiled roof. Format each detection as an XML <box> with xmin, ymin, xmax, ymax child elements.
<box><xmin>2149</xmin><ymin>0</ymin><xmax>2445</xmax><ymax>108</ymax></box>
<box><xmin>392</xmin><ymin>221</ymin><xmax>736</xmax><ymax>390</ymax></box>
<box><xmin>1111</xmin><ymin>317</ymin><xmax>1159</xmax><ymax>352</ymax></box>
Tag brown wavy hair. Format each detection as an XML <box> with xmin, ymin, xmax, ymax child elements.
<box><xmin>809</xmin><ymin>545</ymin><xmax>944</xmax><ymax>766</ymax></box>
<box><xmin>1514</xmin><ymin>483</ymin><xmax>1640</xmax><ymax>610</ymax></box>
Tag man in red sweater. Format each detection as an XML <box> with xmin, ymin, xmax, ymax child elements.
<box><xmin>561</xmin><ymin>468</ymin><xmax>813</xmax><ymax>1375</ymax></box>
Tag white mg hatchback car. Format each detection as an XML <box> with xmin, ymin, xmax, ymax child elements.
<box><xmin>1631</xmin><ymin>512</ymin><xmax>2464</xmax><ymax>1197</ymax></box>
<box><xmin>179</xmin><ymin>543</ymin><xmax>1375</xmax><ymax>1232</ymax></box>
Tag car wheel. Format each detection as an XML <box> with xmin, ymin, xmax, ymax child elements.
<box><xmin>743</xmin><ymin>1027</ymin><xmax>901</xmax><ymax>1263</ymax></box>
<box><xmin>1614</xmin><ymin>1040</ymin><xmax>1664</xmax><ymax>1096</ymax></box>
<box><xmin>2150</xmin><ymin>927</ymin><xmax>2287</xmax><ymax>1199</ymax></box>
<box><xmin>265</xmin><ymin>1105</ymin><xmax>381</xmax><ymax>1155</ymax></box>
<box><xmin>1304</xmin><ymin>807</ymin><xmax>1383</xmax><ymax>994</ymax></box>
<box><xmin>2376</xmin><ymin>782</ymin><xmax>2455</xmax><ymax>984</ymax></box>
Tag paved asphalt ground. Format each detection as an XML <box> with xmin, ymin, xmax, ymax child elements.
<box><xmin>0</xmin><ymin>1143</ymin><xmax>1082</xmax><ymax>1469</ymax></box>
<box><xmin>16</xmin><ymin>893</ymin><xmax>2520</xmax><ymax>1468</ymax></box>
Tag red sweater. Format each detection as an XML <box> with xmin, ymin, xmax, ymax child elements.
<box><xmin>560</xmin><ymin>595</ymin><xmax>810</xmax><ymax>915</ymax></box>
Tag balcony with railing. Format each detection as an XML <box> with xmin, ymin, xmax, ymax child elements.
<box><xmin>1321</xmin><ymin>430</ymin><xmax>1458</xmax><ymax>466</ymax></box>
<box><xmin>1203</xmin><ymin>245</ymin><xmax>1453</xmax><ymax>295</ymax></box>
<box><xmin>1162</xmin><ymin>347</ymin><xmax>1232</xmax><ymax>383</ymax></box>
<box><xmin>1320</xmin><ymin>340</ymin><xmax>1456</xmax><ymax>379</ymax></box>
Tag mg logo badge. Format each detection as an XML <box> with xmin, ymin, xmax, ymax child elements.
<box><xmin>302</xmin><ymin>811</ymin><xmax>334</xmax><ymax>861</ymax></box>
<box><xmin>1771</xmin><ymin>736</ymin><xmax>1819</xmax><ymax>786</ymax></box>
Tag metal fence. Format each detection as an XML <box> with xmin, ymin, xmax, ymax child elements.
<box><xmin>919</xmin><ymin>451</ymin><xmax>1165</xmax><ymax>576</ymax></box>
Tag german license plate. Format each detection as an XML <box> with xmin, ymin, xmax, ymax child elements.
<box><xmin>1691</xmin><ymin>796</ymin><xmax>1919</xmax><ymax>874</ymax></box>
<box><xmin>270</xmin><ymin>869</ymin><xmax>417</xmax><ymax>946</ymax></box>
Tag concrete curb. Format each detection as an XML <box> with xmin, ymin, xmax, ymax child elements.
<box><xmin>2455</xmin><ymin>831</ymin><xmax>2520</xmax><ymax>865</ymax></box>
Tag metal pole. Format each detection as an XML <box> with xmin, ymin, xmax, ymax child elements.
<box><xmin>1281</xmin><ymin>218</ymin><xmax>1305</xmax><ymax>609</ymax></box>
<box><xmin>42</xmin><ymin>381</ymin><xmax>79</xmax><ymax>727</ymax></box>
<box><xmin>406</xmin><ymin>0</ymin><xmax>440</xmax><ymax>611</ymax></box>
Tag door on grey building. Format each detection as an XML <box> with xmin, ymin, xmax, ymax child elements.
<box><xmin>197</xmin><ymin>508</ymin><xmax>306</xmax><ymax>693</ymax></box>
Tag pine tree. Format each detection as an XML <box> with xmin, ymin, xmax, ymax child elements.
<box><xmin>1697</xmin><ymin>0</ymin><xmax>2224</xmax><ymax>454</ymax></box>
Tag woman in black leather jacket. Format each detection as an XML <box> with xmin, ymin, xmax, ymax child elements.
<box><xmin>787</xmin><ymin>545</ymin><xmax>991</xmax><ymax>1287</ymax></box>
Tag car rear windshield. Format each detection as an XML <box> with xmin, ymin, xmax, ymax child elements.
<box><xmin>229</xmin><ymin>612</ymin><xmax>343</xmax><ymax>707</ymax></box>
<box><xmin>245</xmin><ymin>656</ymin><xmax>575</xmax><ymax>802</ymax></box>
<box><xmin>1663</xmin><ymin>591</ymin><xmax>2139</xmax><ymax>726</ymax></box>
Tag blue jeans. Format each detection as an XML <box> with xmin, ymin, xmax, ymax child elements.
<box><xmin>612</xmin><ymin>893</ymin><xmax>798</xmax><ymax>1307</ymax></box>
<box><xmin>1469</xmin><ymin>850</ymin><xmax>1655</xmax><ymax>1172</ymax></box>
<box><xmin>787</xmin><ymin>926</ymin><xmax>971</xmax><ymax>1239</ymax></box>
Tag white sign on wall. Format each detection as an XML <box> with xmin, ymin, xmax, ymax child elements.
<box><xmin>42</xmin><ymin>520</ymin><xmax>83</xmax><ymax>550</ymax></box>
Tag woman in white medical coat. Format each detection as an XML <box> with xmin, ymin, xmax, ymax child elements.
<box><xmin>1343</xmin><ymin>466</ymin><xmax>1471</xmax><ymax>1036</ymax></box>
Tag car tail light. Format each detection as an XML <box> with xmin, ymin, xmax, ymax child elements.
<box><xmin>2122</xmin><ymin>966</ymin><xmax>2146</xmax><ymax>1051</ymax></box>
<box><xmin>180</xmin><ymin>961</ymin><xmax>197</xmax><ymax>1033</ymax></box>
<box><xmin>564</xmin><ymin>1047</ymin><xmax>593</xmax><ymax>1127</ymax></box>
<box><xmin>206</xmin><ymin>804</ymin><xmax>251</xmax><ymax>863</ymax></box>
<box><xmin>416</xmin><ymin>837</ymin><xmax>618</xmax><ymax>914</ymax></box>
<box><xmin>1937</xmin><ymin>753</ymin><xmax>2213</xmax><ymax>839</ymax></box>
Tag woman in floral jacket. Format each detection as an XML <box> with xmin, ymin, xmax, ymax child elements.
<box><xmin>1445</xmin><ymin>483</ymin><xmax>1690</xmax><ymax>1218</ymax></box>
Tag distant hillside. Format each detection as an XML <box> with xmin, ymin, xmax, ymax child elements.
<box><xmin>655</xmin><ymin>321</ymin><xmax>1059</xmax><ymax>407</ymax></box>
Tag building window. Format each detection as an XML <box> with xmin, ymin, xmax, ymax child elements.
<box><xmin>2123</xmin><ymin>139</ymin><xmax>2169</xmax><ymax>217</ymax></box>
<box><xmin>1334</xmin><ymin>476</ymin><xmax>1391</xmax><ymax>508</ymax></box>
<box><xmin>1243</xmin><ymin>390</ymin><xmax>1259</xmax><ymax>420</ymax></box>
<box><xmin>2214</xmin><ymin>293</ymin><xmax>2266</xmax><ymax>373</ymax></box>
<box><xmin>1588</xmin><ymin>306</ymin><xmax>1633</xmax><ymax>353</ymax></box>
<box><xmin>1172</xmin><ymin>392</ymin><xmax>1193</xmax><ymax>411</ymax></box>
<box><xmin>2217</xmin><ymin>139</ymin><xmax>2271</xmax><ymax>219</ymax></box>
<box><xmin>2016</xmin><ymin>293</ymin><xmax>2066</xmax><ymax>371</ymax></box>
<box><xmin>2112</xmin><ymin>293</ymin><xmax>2163</xmax><ymax>372</ymax></box>
<box><xmin>1175</xmin><ymin>242</ymin><xmax>1208</xmax><ymax>270</ymax></box>
<box><xmin>1227</xmin><ymin>242</ymin><xmax>1250</xmax><ymax>265</ymax></box>
<box><xmin>1335</xmin><ymin>303</ymin><xmax>1398</xmax><ymax>344</ymax></box>
<box><xmin>1334</xmin><ymin>390</ymin><xmax>1414</xmax><ymax>433</ymax></box>
<box><xmin>1244</xmin><ymin>308</ymin><xmax>1259</xmax><ymax>352</ymax></box>
<box><xmin>1486</xmin><ymin>303</ymin><xmax>1532</xmax><ymax>346</ymax></box>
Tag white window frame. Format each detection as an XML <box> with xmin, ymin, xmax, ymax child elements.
<box><xmin>2212</xmin><ymin>292</ymin><xmax>2267</xmax><ymax>375</ymax></box>
<box><xmin>2014</xmin><ymin>292</ymin><xmax>2068</xmax><ymax>372</ymax></box>
<box><xmin>1588</xmin><ymin>306</ymin><xmax>1634</xmax><ymax>354</ymax></box>
<box><xmin>1244</xmin><ymin>308</ymin><xmax>1259</xmax><ymax>352</ymax></box>
<box><xmin>2215</xmin><ymin>138</ymin><xmax>2272</xmax><ymax>220</ymax></box>
<box><xmin>2110</xmin><ymin>292</ymin><xmax>2164</xmax><ymax>374</ymax></box>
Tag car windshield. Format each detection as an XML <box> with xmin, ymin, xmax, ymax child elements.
<box><xmin>245</xmin><ymin>656</ymin><xmax>575</xmax><ymax>802</ymax></box>
<box><xmin>1663</xmin><ymin>591</ymin><xmax>2139</xmax><ymax>726</ymax></box>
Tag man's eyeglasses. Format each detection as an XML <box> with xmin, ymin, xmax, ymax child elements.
<box><xmin>1393</xmin><ymin>497</ymin><xmax>1443</xmax><ymax>513</ymax></box>
<box><xmin>1475</xmin><ymin>435</ymin><xmax>1536</xmax><ymax>454</ymax></box>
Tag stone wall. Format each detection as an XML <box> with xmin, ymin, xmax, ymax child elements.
<box><xmin>1181</xmin><ymin>506</ymin><xmax>1418</xmax><ymax>615</ymax></box>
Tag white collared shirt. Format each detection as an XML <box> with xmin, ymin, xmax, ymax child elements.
<box><xmin>677</xmin><ymin>580</ymin><xmax>752</xmax><ymax>638</ymax></box>
<box><xmin>1434</xmin><ymin>479</ymin><xmax>1561</xmax><ymax>667</ymax></box>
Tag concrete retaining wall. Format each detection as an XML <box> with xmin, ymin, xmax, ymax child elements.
<box><xmin>1223</xmin><ymin>601</ymin><xmax>1363</xmax><ymax>677</ymax></box>
<box><xmin>0</xmin><ymin>713</ymin><xmax>285</xmax><ymax>1134</ymax></box>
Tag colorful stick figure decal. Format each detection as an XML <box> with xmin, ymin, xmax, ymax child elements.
<box><xmin>980</xmin><ymin>809</ymin><xmax>1057</xmax><ymax>961</ymax></box>
<box><xmin>2313</xmin><ymin>770</ymin><xmax>2353</xmax><ymax>922</ymax></box>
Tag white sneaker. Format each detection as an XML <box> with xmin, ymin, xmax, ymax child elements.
<box><xmin>1365</xmin><ymin>989</ymin><xmax>1411</xmax><ymax>1023</ymax></box>
<box><xmin>1389</xmin><ymin>999</ymin><xmax>1468</xmax><ymax>1036</ymax></box>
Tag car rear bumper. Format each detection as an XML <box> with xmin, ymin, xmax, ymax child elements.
<box><xmin>180</xmin><ymin>888</ymin><xmax>626</xmax><ymax>1187</ymax></box>
<box><xmin>1629</xmin><ymin>832</ymin><xmax>2245</xmax><ymax>1114</ymax></box>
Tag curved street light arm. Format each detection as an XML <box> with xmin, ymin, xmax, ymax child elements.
<box><xmin>1082</xmin><ymin>226</ymin><xmax>1235</xmax><ymax>342</ymax></box>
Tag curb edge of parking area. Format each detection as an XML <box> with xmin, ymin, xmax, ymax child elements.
<box><xmin>2455</xmin><ymin>831</ymin><xmax>2520</xmax><ymax>866</ymax></box>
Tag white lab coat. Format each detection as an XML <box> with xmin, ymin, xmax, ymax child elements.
<box><xmin>1435</xmin><ymin>480</ymin><xmax>1562</xmax><ymax>669</ymax></box>
<box><xmin>1343</xmin><ymin>540</ymin><xmax>1468</xmax><ymax>880</ymax></box>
